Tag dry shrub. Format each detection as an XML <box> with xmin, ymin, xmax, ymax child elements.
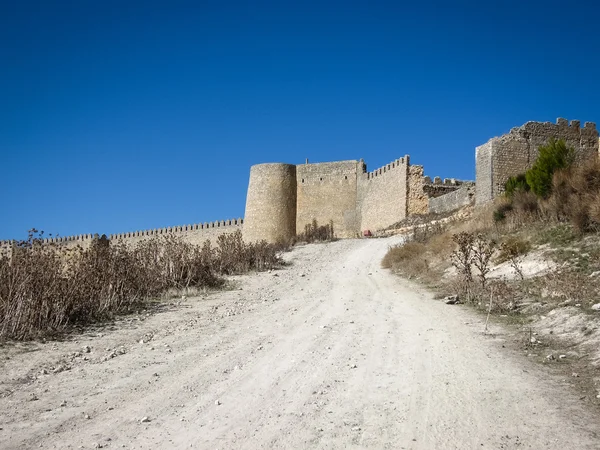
<box><xmin>427</xmin><ymin>231</ymin><xmax>455</xmax><ymax>258</ymax></box>
<box><xmin>297</xmin><ymin>219</ymin><xmax>335</xmax><ymax>243</ymax></box>
<box><xmin>547</xmin><ymin>158</ymin><xmax>600</xmax><ymax>233</ymax></box>
<box><xmin>0</xmin><ymin>229</ymin><xmax>282</xmax><ymax>340</ymax></box>
<box><xmin>411</xmin><ymin>222</ymin><xmax>445</xmax><ymax>243</ymax></box>
<box><xmin>496</xmin><ymin>236</ymin><xmax>531</xmax><ymax>263</ymax></box>
<box><xmin>381</xmin><ymin>242</ymin><xmax>428</xmax><ymax>275</ymax></box>
<box><xmin>511</xmin><ymin>190</ymin><xmax>538</xmax><ymax>215</ymax></box>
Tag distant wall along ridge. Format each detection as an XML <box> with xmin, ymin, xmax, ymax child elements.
<box><xmin>1</xmin><ymin>117</ymin><xmax>597</xmax><ymax>253</ymax></box>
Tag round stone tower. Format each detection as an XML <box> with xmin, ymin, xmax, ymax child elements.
<box><xmin>243</xmin><ymin>163</ymin><xmax>297</xmax><ymax>244</ymax></box>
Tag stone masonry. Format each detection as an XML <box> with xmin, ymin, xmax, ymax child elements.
<box><xmin>4</xmin><ymin>117</ymin><xmax>594</xmax><ymax>250</ymax></box>
<box><xmin>476</xmin><ymin>118</ymin><xmax>599</xmax><ymax>204</ymax></box>
<box><xmin>243</xmin><ymin>155</ymin><xmax>457</xmax><ymax>243</ymax></box>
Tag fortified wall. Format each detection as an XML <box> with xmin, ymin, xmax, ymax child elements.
<box><xmin>0</xmin><ymin>219</ymin><xmax>243</xmax><ymax>258</ymax></box>
<box><xmin>476</xmin><ymin>118</ymin><xmax>599</xmax><ymax>204</ymax></box>
<box><xmin>242</xmin><ymin>156</ymin><xmax>471</xmax><ymax>243</ymax></box>
<box><xmin>11</xmin><ymin>117</ymin><xmax>589</xmax><ymax>251</ymax></box>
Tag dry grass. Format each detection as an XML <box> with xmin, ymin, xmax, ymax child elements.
<box><xmin>0</xmin><ymin>230</ymin><xmax>283</xmax><ymax>340</ymax></box>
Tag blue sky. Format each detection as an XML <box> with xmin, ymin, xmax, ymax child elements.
<box><xmin>1</xmin><ymin>1</ymin><xmax>599</xmax><ymax>240</ymax></box>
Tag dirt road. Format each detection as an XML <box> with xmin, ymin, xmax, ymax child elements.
<box><xmin>1</xmin><ymin>237</ymin><xmax>599</xmax><ymax>449</ymax></box>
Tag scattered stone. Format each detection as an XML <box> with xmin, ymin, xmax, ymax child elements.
<box><xmin>351</xmin><ymin>426</ymin><xmax>361</xmax><ymax>431</ymax></box>
<box><xmin>300</xmin><ymin>274</ymin><xmax>306</xmax><ymax>277</ymax></box>
<box><xmin>256</xmin><ymin>345</ymin><xmax>263</xmax><ymax>351</ymax></box>
<box><xmin>572</xmin><ymin>373</ymin><xmax>579</xmax><ymax>377</ymax></box>
<box><xmin>140</xmin><ymin>416</ymin><xmax>151</xmax><ymax>423</ymax></box>
<box><xmin>53</xmin><ymin>365</ymin><xmax>67</xmax><ymax>374</ymax></box>
<box><xmin>40</xmin><ymin>368</ymin><xmax>48</xmax><ymax>375</ymax></box>
<box><xmin>83</xmin><ymin>346</ymin><xmax>91</xmax><ymax>353</ymax></box>
<box><xmin>546</xmin><ymin>354</ymin><xmax>555</xmax><ymax>360</ymax></box>
<box><xmin>444</xmin><ymin>295</ymin><xmax>459</xmax><ymax>305</ymax></box>
<box><xmin>84</xmin><ymin>414</ymin><xmax>91</xmax><ymax>419</ymax></box>
<box><xmin>559</xmin><ymin>354</ymin><xmax>567</xmax><ymax>359</ymax></box>
<box><xmin>215</xmin><ymin>400</ymin><xmax>221</xmax><ymax>406</ymax></box>
<box><xmin>591</xmin><ymin>303</ymin><xmax>600</xmax><ymax>311</ymax></box>
<box><xmin>589</xmin><ymin>271</ymin><xmax>600</xmax><ymax>278</ymax></box>
<box><xmin>181</xmin><ymin>295</ymin><xmax>187</xmax><ymax>300</ymax></box>
<box><xmin>350</xmin><ymin>364</ymin><xmax>358</xmax><ymax>369</ymax></box>
<box><xmin>60</xmin><ymin>400</ymin><xmax>67</xmax><ymax>407</ymax></box>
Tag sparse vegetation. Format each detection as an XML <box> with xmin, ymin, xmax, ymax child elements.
<box><xmin>0</xmin><ymin>229</ymin><xmax>283</xmax><ymax>340</ymax></box>
<box><xmin>383</xmin><ymin>142</ymin><xmax>600</xmax><ymax>400</ymax></box>
<box><xmin>297</xmin><ymin>219</ymin><xmax>335</xmax><ymax>243</ymax></box>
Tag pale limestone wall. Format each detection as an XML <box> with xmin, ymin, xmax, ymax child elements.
<box><xmin>243</xmin><ymin>163</ymin><xmax>297</xmax><ymax>244</ymax></box>
<box><xmin>296</xmin><ymin>161</ymin><xmax>360</xmax><ymax>238</ymax></box>
<box><xmin>358</xmin><ymin>156</ymin><xmax>409</xmax><ymax>232</ymax></box>
<box><xmin>429</xmin><ymin>183</ymin><xmax>475</xmax><ymax>214</ymax></box>
<box><xmin>109</xmin><ymin>220</ymin><xmax>243</xmax><ymax>247</ymax></box>
<box><xmin>407</xmin><ymin>165</ymin><xmax>429</xmax><ymax>216</ymax></box>
<box><xmin>3</xmin><ymin>220</ymin><xmax>245</xmax><ymax>253</ymax></box>
<box><xmin>476</xmin><ymin>118</ymin><xmax>599</xmax><ymax>204</ymax></box>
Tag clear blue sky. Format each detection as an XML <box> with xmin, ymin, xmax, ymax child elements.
<box><xmin>2</xmin><ymin>1</ymin><xmax>599</xmax><ymax>240</ymax></box>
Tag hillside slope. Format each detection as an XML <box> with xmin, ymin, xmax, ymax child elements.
<box><xmin>1</xmin><ymin>237</ymin><xmax>599</xmax><ymax>449</ymax></box>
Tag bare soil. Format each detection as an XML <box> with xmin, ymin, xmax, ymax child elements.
<box><xmin>1</xmin><ymin>237</ymin><xmax>599</xmax><ymax>449</ymax></box>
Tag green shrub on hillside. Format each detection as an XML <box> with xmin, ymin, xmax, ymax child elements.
<box><xmin>525</xmin><ymin>138</ymin><xmax>575</xmax><ymax>199</ymax></box>
<box><xmin>504</xmin><ymin>173</ymin><xmax>529</xmax><ymax>198</ymax></box>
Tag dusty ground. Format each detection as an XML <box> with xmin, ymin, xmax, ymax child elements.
<box><xmin>1</xmin><ymin>237</ymin><xmax>599</xmax><ymax>449</ymax></box>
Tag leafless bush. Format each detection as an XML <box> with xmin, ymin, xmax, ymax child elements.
<box><xmin>472</xmin><ymin>234</ymin><xmax>495</xmax><ymax>288</ymax></box>
<box><xmin>0</xmin><ymin>229</ymin><xmax>283</xmax><ymax>340</ymax></box>
<box><xmin>451</xmin><ymin>232</ymin><xmax>474</xmax><ymax>284</ymax></box>
<box><xmin>297</xmin><ymin>219</ymin><xmax>335</xmax><ymax>243</ymax></box>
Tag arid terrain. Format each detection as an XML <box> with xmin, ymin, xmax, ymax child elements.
<box><xmin>1</xmin><ymin>236</ymin><xmax>599</xmax><ymax>449</ymax></box>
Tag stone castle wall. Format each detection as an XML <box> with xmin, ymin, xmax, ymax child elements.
<box><xmin>429</xmin><ymin>183</ymin><xmax>475</xmax><ymax>214</ymax></box>
<box><xmin>407</xmin><ymin>165</ymin><xmax>429</xmax><ymax>216</ymax></box>
<box><xmin>476</xmin><ymin>118</ymin><xmax>598</xmax><ymax>204</ymax></box>
<box><xmin>296</xmin><ymin>161</ymin><xmax>361</xmax><ymax>238</ymax></box>
<box><xmin>8</xmin><ymin>117</ymin><xmax>592</xmax><ymax>249</ymax></box>
<box><xmin>357</xmin><ymin>156</ymin><xmax>410</xmax><ymax>233</ymax></box>
<box><xmin>0</xmin><ymin>219</ymin><xmax>243</xmax><ymax>257</ymax></box>
<box><xmin>242</xmin><ymin>155</ymin><xmax>416</xmax><ymax>241</ymax></box>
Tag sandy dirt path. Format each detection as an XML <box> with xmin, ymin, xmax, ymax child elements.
<box><xmin>1</xmin><ymin>237</ymin><xmax>599</xmax><ymax>449</ymax></box>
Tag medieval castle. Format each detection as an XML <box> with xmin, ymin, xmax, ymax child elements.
<box><xmin>1</xmin><ymin>118</ymin><xmax>598</xmax><ymax>254</ymax></box>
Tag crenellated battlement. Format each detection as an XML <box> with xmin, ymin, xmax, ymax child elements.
<box><xmin>477</xmin><ymin>117</ymin><xmax>599</xmax><ymax>204</ymax></box>
<box><xmin>364</xmin><ymin>155</ymin><xmax>410</xmax><ymax>180</ymax></box>
<box><xmin>108</xmin><ymin>218</ymin><xmax>243</xmax><ymax>240</ymax></box>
